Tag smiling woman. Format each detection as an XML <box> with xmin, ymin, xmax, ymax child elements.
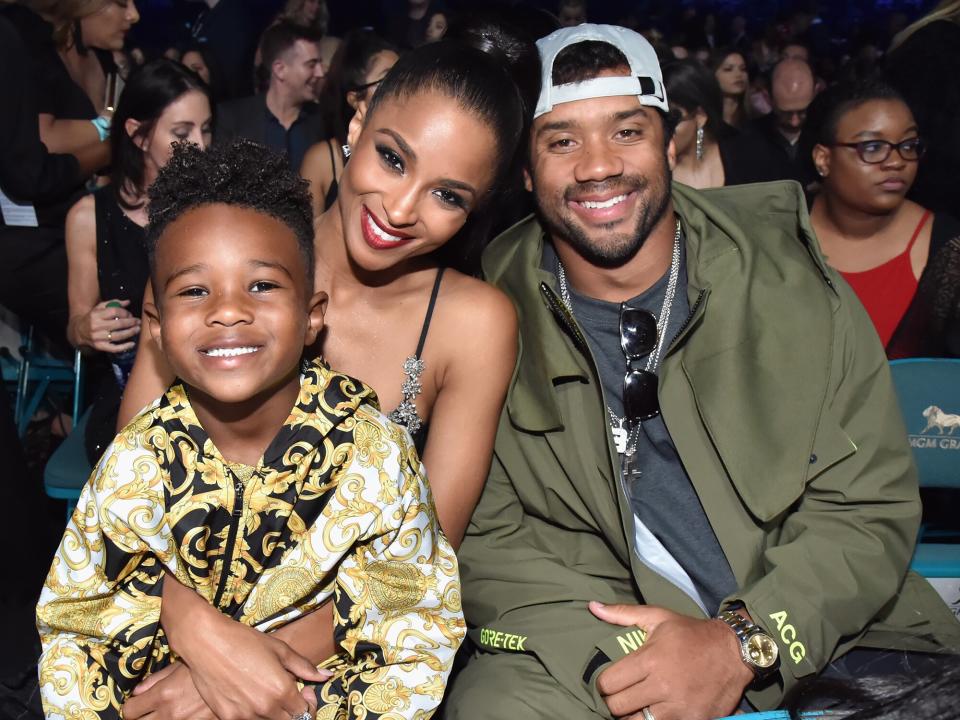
<box><xmin>116</xmin><ymin>34</ymin><xmax>535</xmax><ymax>720</ymax></box>
<box><xmin>806</xmin><ymin>78</ymin><xmax>960</xmax><ymax>358</ymax></box>
<box><xmin>65</xmin><ymin>58</ymin><xmax>213</xmax><ymax>464</ymax></box>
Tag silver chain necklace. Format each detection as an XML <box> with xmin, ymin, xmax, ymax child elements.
<box><xmin>557</xmin><ymin>219</ymin><xmax>682</xmax><ymax>455</ymax></box>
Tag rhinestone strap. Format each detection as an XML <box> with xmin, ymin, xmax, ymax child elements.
<box><xmin>389</xmin><ymin>356</ymin><xmax>425</xmax><ymax>435</ymax></box>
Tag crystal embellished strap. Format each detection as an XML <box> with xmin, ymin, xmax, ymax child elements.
<box><xmin>388</xmin><ymin>269</ymin><xmax>444</xmax><ymax>435</ymax></box>
<box><xmin>389</xmin><ymin>356</ymin><xmax>425</xmax><ymax>434</ymax></box>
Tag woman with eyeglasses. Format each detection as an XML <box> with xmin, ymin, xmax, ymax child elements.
<box><xmin>806</xmin><ymin>78</ymin><xmax>960</xmax><ymax>358</ymax></box>
<box><xmin>299</xmin><ymin>30</ymin><xmax>398</xmax><ymax>216</ymax></box>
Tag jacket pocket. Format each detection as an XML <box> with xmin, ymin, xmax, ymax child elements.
<box><xmin>683</xmin><ymin>354</ymin><xmax>855</xmax><ymax>523</ymax></box>
<box><xmin>728</xmin><ymin>409</ymin><xmax>856</xmax><ymax>523</ymax></box>
<box><xmin>805</xmin><ymin>409</ymin><xmax>857</xmax><ymax>485</ymax></box>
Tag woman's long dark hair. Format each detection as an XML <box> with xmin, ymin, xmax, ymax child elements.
<box><xmin>318</xmin><ymin>29</ymin><xmax>397</xmax><ymax>147</ymax></box>
<box><xmin>662</xmin><ymin>59</ymin><xmax>725</xmax><ymax>141</ymax></box>
<box><xmin>111</xmin><ymin>59</ymin><xmax>212</xmax><ymax>210</ymax></box>
<box><xmin>786</xmin><ymin>653</ymin><xmax>960</xmax><ymax>720</ymax></box>
<box><xmin>364</xmin><ymin>37</ymin><xmax>532</xmax><ymax>274</ymax></box>
<box><xmin>179</xmin><ymin>43</ymin><xmax>224</xmax><ymax>103</ymax></box>
<box><xmin>709</xmin><ymin>46</ymin><xmax>748</xmax><ymax>85</ymax></box>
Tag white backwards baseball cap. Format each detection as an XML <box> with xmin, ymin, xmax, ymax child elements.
<box><xmin>534</xmin><ymin>24</ymin><xmax>669</xmax><ymax>119</ymax></box>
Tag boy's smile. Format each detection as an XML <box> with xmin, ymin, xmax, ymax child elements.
<box><xmin>147</xmin><ymin>204</ymin><xmax>325</xmax><ymax>418</ymax></box>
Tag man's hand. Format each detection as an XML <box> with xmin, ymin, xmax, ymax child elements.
<box><xmin>589</xmin><ymin>601</ymin><xmax>754</xmax><ymax>720</ymax></box>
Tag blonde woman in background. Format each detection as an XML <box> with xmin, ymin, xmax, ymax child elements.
<box><xmin>886</xmin><ymin>0</ymin><xmax>960</xmax><ymax>214</ymax></box>
<box><xmin>23</xmin><ymin>0</ymin><xmax>139</xmax><ymax>156</ymax></box>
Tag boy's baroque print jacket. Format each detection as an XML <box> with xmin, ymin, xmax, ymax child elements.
<box><xmin>37</xmin><ymin>359</ymin><xmax>464</xmax><ymax>720</ymax></box>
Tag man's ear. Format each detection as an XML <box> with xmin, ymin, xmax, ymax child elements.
<box><xmin>522</xmin><ymin>166</ymin><xmax>533</xmax><ymax>193</ymax></box>
<box><xmin>666</xmin><ymin>137</ymin><xmax>678</xmax><ymax>172</ymax></box>
<box><xmin>126</xmin><ymin>118</ymin><xmax>147</xmax><ymax>151</ymax></box>
<box><xmin>144</xmin><ymin>299</ymin><xmax>162</xmax><ymax>351</ymax></box>
<box><xmin>272</xmin><ymin>58</ymin><xmax>286</xmax><ymax>84</ymax></box>
<box><xmin>346</xmin><ymin>102</ymin><xmax>366</xmax><ymax>149</ymax></box>
<box><xmin>304</xmin><ymin>290</ymin><xmax>328</xmax><ymax>346</ymax></box>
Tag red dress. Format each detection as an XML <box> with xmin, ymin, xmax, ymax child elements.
<box><xmin>840</xmin><ymin>210</ymin><xmax>931</xmax><ymax>349</ymax></box>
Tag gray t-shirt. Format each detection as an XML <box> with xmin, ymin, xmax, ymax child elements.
<box><xmin>545</xmin><ymin>240</ymin><xmax>736</xmax><ymax>615</ymax></box>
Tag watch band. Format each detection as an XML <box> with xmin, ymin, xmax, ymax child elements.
<box><xmin>716</xmin><ymin>610</ymin><xmax>780</xmax><ymax>681</ymax></box>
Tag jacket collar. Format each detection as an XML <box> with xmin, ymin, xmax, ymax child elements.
<box><xmin>156</xmin><ymin>358</ymin><xmax>376</xmax><ymax>472</ymax></box>
<box><xmin>483</xmin><ymin>217</ymin><xmax>585</xmax><ymax>433</ymax></box>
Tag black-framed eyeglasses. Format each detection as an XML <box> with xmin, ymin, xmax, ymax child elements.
<box><xmin>620</xmin><ymin>306</ymin><xmax>660</xmax><ymax>422</ymax></box>
<box><xmin>833</xmin><ymin>138</ymin><xmax>926</xmax><ymax>164</ymax></box>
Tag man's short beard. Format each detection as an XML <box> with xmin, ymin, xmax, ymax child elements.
<box><xmin>536</xmin><ymin>156</ymin><xmax>673</xmax><ymax>269</ymax></box>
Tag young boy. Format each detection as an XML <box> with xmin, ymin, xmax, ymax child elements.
<box><xmin>36</xmin><ymin>141</ymin><xmax>463</xmax><ymax>720</ymax></box>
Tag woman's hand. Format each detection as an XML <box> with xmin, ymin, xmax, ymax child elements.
<box><xmin>123</xmin><ymin>661</ymin><xmax>321</xmax><ymax>720</ymax></box>
<box><xmin>73</xmin><ymin>298</ymin><xmax>140</xmax><ymax>353</ymax></box>
<box><xmin>174</xmin><ymin>612</ymin><xmax>328</xmax><ymax>720</ymax></box>
<box><xmin>123</xmin><ymin>663</ymin><xmax>216</xmax><ymax>720</ymax></box>
<box><xmin>161</xmin><ymin>574</ymin><xmax>330</xmax><ymax>720</ymax></box>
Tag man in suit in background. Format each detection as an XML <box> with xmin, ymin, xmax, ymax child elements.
<box><xmin>217</xmin><ymin>21</ymin><xmax>326</xmax><ymax>171</ymax></box>
<box><xmin>744</xmin><ymin>58</ymin><xmax>816</xmax><ymax>184</ymax></box>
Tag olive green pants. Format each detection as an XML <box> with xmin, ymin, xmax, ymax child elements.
<box><xmin>442</xmin><ymin>652</ymin><xmax>606</xmax><ymax>720</ymax></box>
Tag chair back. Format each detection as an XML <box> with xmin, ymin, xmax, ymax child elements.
<box><xmin>889</xmin><ymin>358</ymin><xmax>960</xmax><ymax>489</ymax></box>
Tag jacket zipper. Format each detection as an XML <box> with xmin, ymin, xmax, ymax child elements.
<box><xmin>665</xmin><ymin>289</ymin><xmax>707</xmax><ymax>356</ymax></box>
<box><xmin>212</xmin><ymin>470</ymin><xmax>245</xmax><ymax>610</ymax></box>
<box><xmin>539</xmin><ymin>282</ymin><xmax>590</xmax><ymax>354</ymax></box>
<box><xmin>542</xmin><ymin>279</ymin><xmax>709</xmax><ymax>555</ymax></box>
<box><xmin>541</xmin><ymin>280</ymin><xmax>639</xmax><ymax>525</ymax></box>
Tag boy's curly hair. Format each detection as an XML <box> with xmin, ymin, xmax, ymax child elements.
<box><xmin>146</xmin><ymin>140</ymin><xmax>315</xmax><ymax>285</ymax></box>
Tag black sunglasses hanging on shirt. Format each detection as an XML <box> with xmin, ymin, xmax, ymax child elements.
<box><xmin>620</xmin><ymin>306</ymin><xmax>661</xmax><ymax>422</ymax></box>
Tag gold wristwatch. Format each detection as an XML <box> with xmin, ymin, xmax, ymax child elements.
<box><xmin>716</xmin><ymin>609</ymin><xmax>779</xmax><ymax>682</ymax></box>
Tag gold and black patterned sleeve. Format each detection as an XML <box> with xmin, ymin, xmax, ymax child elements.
<box><xmin>316</xmin><ymin>410</ymin><xmax>465</xmax><ymax>719</ymax></box>
<box><xmin>36</xmin><ymin>438</ymin><xmax>177</xmax><ymax>720</ymax></box>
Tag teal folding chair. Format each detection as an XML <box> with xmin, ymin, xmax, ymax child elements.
<box><xmin>2</xmin><ymin>325</ymin><xmax>75</xmax><ymax>436</ymax></box>
<box><xmin>889</xmin><ymin>358</ymin><xmax>960</xmax><ymax>579</ymax></box>
<box><xmin>43</xmin><ymin>351</ymin><xmax>92</xmax><ymax>519</ymax></box>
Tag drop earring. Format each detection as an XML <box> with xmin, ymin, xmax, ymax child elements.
<box><xmin>342</xmin><ymin>144</ymin><xmax>351</xmax><ymax>159</ymax></box>
<box><xmin>695</xmin><ymin>126</ymin><xmax>705</xmax><ymax>161</ymax></box>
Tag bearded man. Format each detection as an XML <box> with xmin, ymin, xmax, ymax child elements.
<box><xmin>447</xmin><ymin>24</ymin><xmax>960</xmax><ymax>720</ymax></box>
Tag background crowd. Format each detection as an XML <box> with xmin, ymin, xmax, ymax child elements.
<box><xmin>1</xmin><ymin>0</ymin><xmax>959</xmax><ymax>717</ymax></box>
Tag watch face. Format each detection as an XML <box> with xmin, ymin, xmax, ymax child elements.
<box><xmin>746</xmin><ymin>634</ymin><xmax>779</xmax><ymax>669</ymax></box>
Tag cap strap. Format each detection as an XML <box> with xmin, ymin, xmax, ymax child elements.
<box><xmin>540</xmin><ymin>76</ymin><xmax>664</xmax><ymax>118</ymax></box>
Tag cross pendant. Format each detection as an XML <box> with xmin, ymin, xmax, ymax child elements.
<box><xmin>612</xmin><ymin>425</ymin><xmax>628</xmax><ymax>454</ymax></box>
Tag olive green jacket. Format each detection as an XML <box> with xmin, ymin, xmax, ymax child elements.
<box><xmin>458</xmin><ymin>181</ymin><xmax>960</xmax><ymax>712</ymax></box>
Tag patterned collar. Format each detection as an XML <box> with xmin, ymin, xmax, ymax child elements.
<box><xmin>143</xmin><ymin>357</ymin><xmax>379</xmax><ymax>477</ymax></box>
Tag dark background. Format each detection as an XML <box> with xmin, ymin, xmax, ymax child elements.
<box><xmin>128</xmin><ymin>0</ymin><xmax>942</xmax><ymax>52</ymax></box>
